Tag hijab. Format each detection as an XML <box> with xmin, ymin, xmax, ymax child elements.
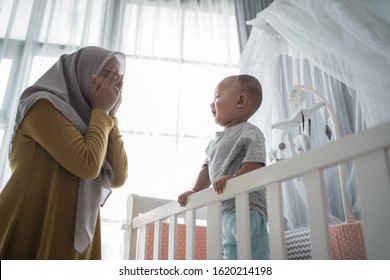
<box><xmin>11</xmin><ymin>46</ymin><xmax>126</xmax><ymax>255</ymax></box>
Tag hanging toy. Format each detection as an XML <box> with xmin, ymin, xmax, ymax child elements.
<box><xmin>293</xmin><ymin>113</ymin><xmax>311</xmax><ymax>154</ymax></box>
<box><xmin>268</xmin><ymin>148</ymin><xmax>278</xmax><ymax>163</ymax></box>
<box><xmin>324</xmin><ymin>105</ymin><xmax>332</xmax><ymax>140</ymax></box>
<box><xmin>277</xmin><ymin>141</ymin><xmax>286</xmax><ymax>161</ymax></box>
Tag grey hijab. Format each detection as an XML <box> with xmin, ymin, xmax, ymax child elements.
<box><xmin>11</xmin><ymin>46</ymin><xmax>126</xmax><ymax>255</ymax></box>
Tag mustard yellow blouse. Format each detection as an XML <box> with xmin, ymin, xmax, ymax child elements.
<box><xmin>0</xmin><ymin>99</ymin><xmax>128</xmax><ymax>259</ymax></box>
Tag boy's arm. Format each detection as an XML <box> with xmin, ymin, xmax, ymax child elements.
<box><xmin>234</xmin><ymin>162</ymin><xmax>265</xmax><ymax>177</ymax></box>
<box><xmin>177</xmin><ymin>165</ymin><xmax>211</xmax><ymax>206</ymax></box>
<box><xmin>213</xmin><ymin>162</ymin><xmax>265</xmax><ymax>194</ymax></box>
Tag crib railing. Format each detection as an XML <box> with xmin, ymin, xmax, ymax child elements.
<box><xmin>123</xmin><ymin>121</ymin><xmax>390</xmax><ymax>260</ymax></box>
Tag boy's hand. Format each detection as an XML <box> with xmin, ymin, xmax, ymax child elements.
<box><xmin>213</xmin><ymin>175</ymin><xmax>234</xmax><ymax>194</ymax></box>
<box><xmin>213</xmin><ymin>163</ymin><xmax>264</xmax><ymax>194</ymax></box>
<box><xmin>177</xmin><ymin>190</ymin><xmax>196</xmax><ymax>207</ymax></box>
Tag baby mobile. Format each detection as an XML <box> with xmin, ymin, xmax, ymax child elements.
<box><xmin>268</xmin><ymin>84</ymin><xmax>356</xmax><ymax>223</ymax></box>
<box><xmin>269</xmin><ymin>85</ymin><xmax>335</xmax><ymax>163</ymax></box>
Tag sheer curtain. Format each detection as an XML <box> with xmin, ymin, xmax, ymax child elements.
<box><xmin>241</xmin><ymin>0</ymin><xmax>390</xmax><ymax>229</ymax></box>
<box><xmin>0</xmin><ymin>0</ymin><xmax>240</xmax><ymax>259</ymax></box>
<box><xmin>234</xmin><ymin>0</ymin><xmax>273</xmax><ymax>52</ymax></box>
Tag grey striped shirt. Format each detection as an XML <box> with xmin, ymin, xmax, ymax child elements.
<box><xmin>203</xmin><ymin>122</ymin><xmax>267</xmax><ymax>218</ymax></box>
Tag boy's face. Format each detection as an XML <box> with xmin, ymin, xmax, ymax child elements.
<box><xmin>211</xmin><ymin>77</ymin><xmax>239</xmax><ymax>127</ymax></box>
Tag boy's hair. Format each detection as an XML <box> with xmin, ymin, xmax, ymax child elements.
<box><xmin>237</xmin><ymin>74</ymin><xmax>262</xmax><ymax>115</ymax></box>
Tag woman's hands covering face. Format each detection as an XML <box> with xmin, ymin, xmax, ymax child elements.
<box><xmin>90</xmin><ymin>69</ymin><xmax>123</xmax><ymax>115</ymax></box>
<box><xmin>109</xmin><ymin>74</ymin><xmax>124</xmax><ymax>117</ymax></box>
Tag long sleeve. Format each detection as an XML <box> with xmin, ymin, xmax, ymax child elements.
<box><xmin>19</xmin><ymin>99</ymin><xmax>114</xmax><ymax>179</ymax></box>
<box><xmin>107</xmin><ymin>118</ymin><xmax>128</xmax><ymax>187</ymax></box>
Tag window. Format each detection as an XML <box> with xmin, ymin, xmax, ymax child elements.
<box><xmin>0</xmin><ymin>59</ymin><xmax>12</xmax><ymax>110</ymax></box>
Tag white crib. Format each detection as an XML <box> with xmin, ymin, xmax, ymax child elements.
<box><xmin>123</xmin><ymin>121</ymin><xmax>390</xmax><ymax>260</ymax></box>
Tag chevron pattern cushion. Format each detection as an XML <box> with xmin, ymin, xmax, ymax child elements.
<box><xmin>285</xmin><ymin>228</ymin><xmax>312</xmax><ymax>260</ymax></box>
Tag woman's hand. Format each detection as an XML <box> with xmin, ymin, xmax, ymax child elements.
<box><xmin>90</xmin><ymin>69</ymin><xmax>121</xmax><ymax>114</ymax></box>
<box><xmin>109</xmin><ymin>75</ymin><xmax>124</xmax><ymax>117</ymax></box>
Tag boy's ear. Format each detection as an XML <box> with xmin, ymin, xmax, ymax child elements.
<box><xmin>236</xmin><ymin>93</ymin><xmax>248</xmax><ymax>107</ymax></box>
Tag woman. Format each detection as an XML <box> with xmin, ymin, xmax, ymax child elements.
<box><xmin>0</xmin><ymin>46</ymin><xmax>128</xmax><ymax>259</ymax></box>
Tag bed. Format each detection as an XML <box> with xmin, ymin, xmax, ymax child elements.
<box><xmin>122</xmin><ymin>121</ymin><xmax>390</xmax><ymax>260</ymax></box>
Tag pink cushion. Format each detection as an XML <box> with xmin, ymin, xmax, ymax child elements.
<box><xmin>147</xmin><ymin>223</ymin><xmax>207</xmax><ymax>260</ymax></box>
<box><xmin>329</xmin><ymin>221</ymin><xmax>367</xmax><ymax>260</ymax></box>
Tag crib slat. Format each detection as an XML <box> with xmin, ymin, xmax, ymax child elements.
<box><xmin>168</xmin><ymin>215</ymin><xmax>178</xmax><ymax>260</ymax></box>
<box><xmin>266</xmin><ymin>181</ymin><xmax>286</xmax><ymax>259</ymax></box>
<box><xmin>235</xmin><ymin>192</ymin><xmax>251</xmax><ymax>259</ymax></box>
<box><xmin>153</xmin><ymin>220</ymin><xmax>162</xmax><ymax>259</ymax></box>
<box><xmin>124</xmin><ymin>194</ymin><xmax>140</xmax><ymax>260</ymax></box>
<box><xmin>304</xmin><ymin>169</ymin><xmax>331</xmax><ymax>260</ymax></box>
<box><xmin>138</xmin><ymin>224</ymin><xmax>148</xmax><ymax>260</ymax></box>
<box><xmin>207</xmin><ymin>201</ymin><xmax>222</xmax><ymax>259</ymax></box>
<box><xmin>354</xmin><ymin>149</ymin><xmax>390</xmax><ymax>260</ymax></box>
<box><xmin>186</xmin><ymin>209</ymin><xmax>196</xmax><ymax>260</ymax></box>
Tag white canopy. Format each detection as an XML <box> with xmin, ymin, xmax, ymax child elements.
<box><xmin>240</xmin><ymin>0</ymin><xmax>390</xmax><ymax>228</ymax></box>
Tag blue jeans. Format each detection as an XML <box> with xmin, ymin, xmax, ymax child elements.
<box><xmin>222</xmin><ymin>210</ymin><xmax>269</xmax><ymax>260</ymax></box>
